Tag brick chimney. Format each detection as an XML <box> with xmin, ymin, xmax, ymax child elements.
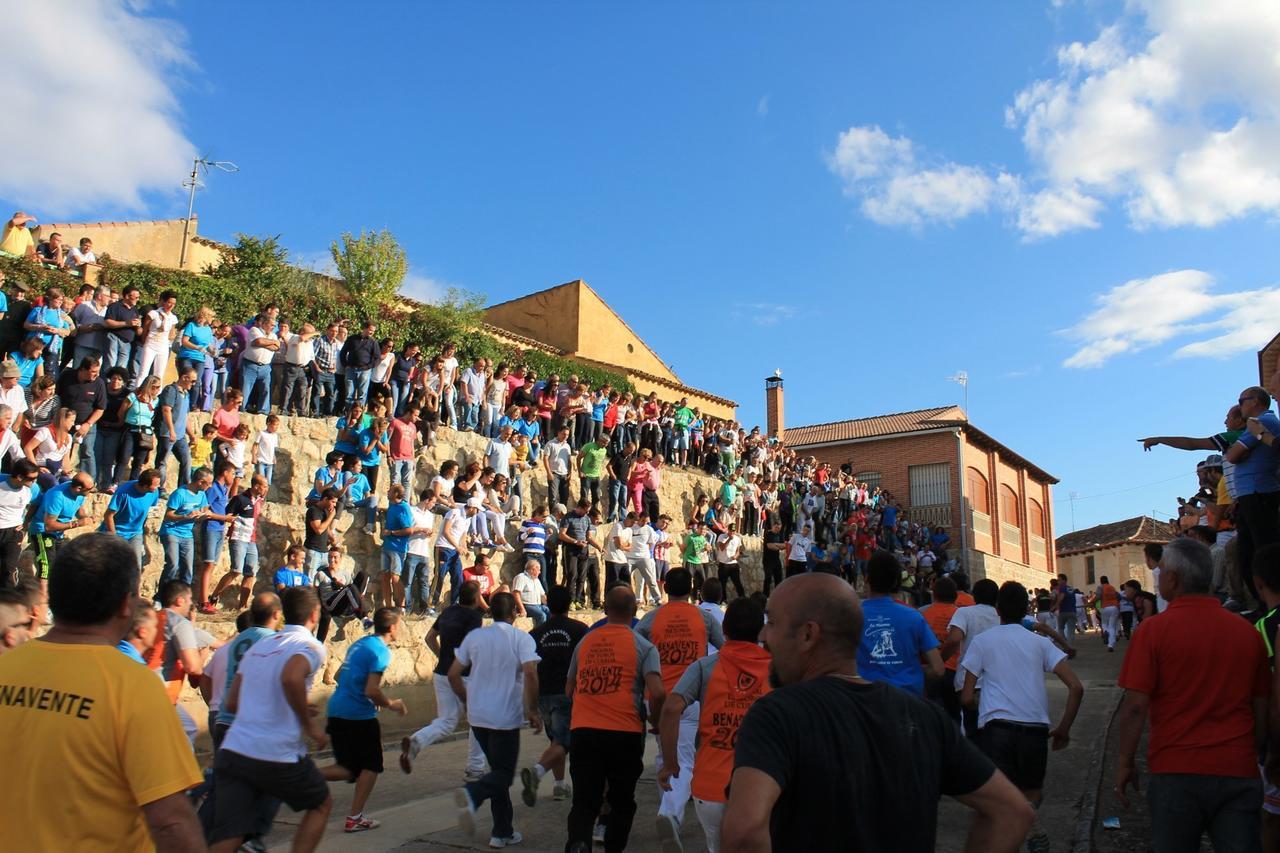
<box><xmin>765</xmin><ymin>374</ymin><xmax>784</xmax><ymax>439</ymax></box>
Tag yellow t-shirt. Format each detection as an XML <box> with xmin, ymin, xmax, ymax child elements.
<box><xmin>192</xmin><ymin>437</ymin><xmax>214</xmax><ymax>469</ymax></box>
<box><xmin>0</xmin><ymin>223</ymin><xmax>34</xmax><ymax>257</ymax></box>
<box><xmin>0</xmin><ymin>640</ymin><xmax>202</xmax><ymax>851</ymax></box>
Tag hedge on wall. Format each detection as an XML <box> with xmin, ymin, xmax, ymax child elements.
<box><xmin>0</xmin><ymin>253</ymin><xmax>634</xmax><ymax>393</ymax></box>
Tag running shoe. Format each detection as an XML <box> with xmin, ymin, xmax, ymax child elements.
<box><xmin>553</xmin><ymin>781</ymin><xmax>571</xmax><ymax>801</ymax></box>
<box><xmin>655</xmin><ymin>814</ymin><xmax>683</xmax><ymax>853</ymax></box>
<box><xmin>592</xmin><ymin>820</ymin><xmax>606</xmax><ymax>844</ymax></box>
<box><xmin>519</xmin><ymin>766</ymin><xmax>539</xmax><ymax>807</ymax></box>
<box><xmin>399</xmin><ymin>736</ymin><xmax>416</xmax><ymax>774</ymax></box>
<box><xmin>456</xmin><ymin>787</ymin><xmax>478</xmax><ymax>837</ymax></box>
<box><xmin>345</xmin><ymin>816</ymin><xmax>380</xmax><ymax>833</ymax></box>
<box><xmin>489</xmin><ymin>831</ymin><xmax>523</xmax><ymax>848</ymax></box>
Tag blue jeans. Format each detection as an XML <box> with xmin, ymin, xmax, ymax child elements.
<box><xmin>401</xmin><ymin>553</ymin><xmax>431</xmax><ymax>612</ymax></box>
<box><xmin>391</xmin><ymin>458</ymin><xmax>413</xmax><ymax>492</ymax></box>
<box><xmin>240</xmin><ymin>361</ymin><xmax>273</xmax><ymax>414</ymax></box>
<box><xmin>1148</xmin><ymin>773</ymin><xmax>1261</xmax><ymax>853</ymax></box>
<box><xmin>461</xmin><ymin>401</ymin><xmax>480</xmax><ymax>431</ymax></box>
<box><xmin>76</xmin><ymin>423</ymin><xmax>97</xmax><ymax>478</ymax></box>
<box><xmin>607</xmin><ymin>478</ymin><xmax>628</xmax><ymax>522</ymax></box>
<box><xmin>95</xmin><ymin>429</ymin><xmax>123</xmax><ymax>486</ymax></box>
<box><xmin>435</xmin><ymin>548</ymin><xmax>463</xmax><ymax>607</ymax></box>
<box><xmin>156</xmin><ymin>435</ymin><xmax>191</xmax><ymax>487</ymax></box>
<box><xmin>254</xmin><ymin>462</ymin><xmax>274</xmax><ymax>485</ymax></box>
<box><xmin>121</xmin><ymin>532</ymin><xmax>146</xmax><ymax>570</ymax></box>
<box><xmin>229</xmin><ymin>539</ymin><xmax>259</xmax><ymax>576</ymax></box>
<box><xmin>525</xmin><ymin>604</ymin><xmax>548</xmax><ymax>626</ymax></box>
<box><xmin>390</xmin><ymin>379</ymin><xmax>411</xmax><ymax>417</ymax></box>
<box><xmin>484</xmin><ymin>403</ymin><xmax>503</xmax><ymax>438</ymax></box>
<box><xmin>312</xmin><ymin>371</ymin><xmax>336</xmax><ymax>417</ymax></box>
<box><xmin>345</xmin><ymin>368</ymin><xmax>371</xmax><ymax>407</ymax></box>
<box><xmin>106</xmin><ymin>335</ymin><xmax>132</xmax><ymax>371</ymax></box>
<box><xmin>466</xmin><ymin>727</ymin><xmax>520</xmax><ymax>840</ymax></box>
<box><xmin>160</xmin><ymin>534</ymin><xmax>195</xmax><ymax>586</ymax></box>
<box><xmin>73</xmin><ymin>344</ymin><xmax>103</xmax><ymax>368</ymax></box>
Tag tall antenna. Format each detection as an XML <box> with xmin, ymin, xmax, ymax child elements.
<box><xmin>179</xmin><ymin>156</ymin><xmax>239</xmax><ymax>269</ymax></box>
<box><xmin>1069</xmin><ymin>491</ymin><xmax>1079</xmax><ymax>532</ymax></box>
<box><xmin>946</xmin><ymin>371</ymin><xmax>969</xmax><ymax>415</ymax></box>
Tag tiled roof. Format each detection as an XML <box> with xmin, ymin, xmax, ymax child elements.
<box><xmin>1055</xmin><ymin>516</ymin><xmax>1177</xmax><ymax>556</ymax></box>
<box><xmin>783</xmin><ymin>406</ymin><xmax>966</xmax><ymax>447</ymax></box>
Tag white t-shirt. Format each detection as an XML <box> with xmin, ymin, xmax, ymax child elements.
<box><xmin>407</xmin><ymin>505</ymin><xmax>436</xmax><ymax>557</ymax></box>
<box><xmin>440</xmin><ymin>355</ymin><xmax>459</xmax><ymax>387</ymax></box>
<box><xmin>206</xmin><ymin>642</ymin><xmax>232</xmax><ymax>714</ymax></box>
<box><xmin>628</xmin><ymin>524</ymin><xmax>656</xmax><ymax>561</ymax></box>
<box><xmin>959</xmin><ymin>623</ymin><xmax>1066</xmax><ymax>729</ymax></box>
<box><xmin>222</xmin><ymin>625</ymin><xmax>327</xmax><ymax>761</ymax></box>
<box><xmin>254</xmin><ymin>430</ymin><xmax>279</xmax><ymax>465</ymax></box>
<box><xmin>460</xmin><ymin>367</ymin><xmax>486</xmax><ymax>401</ymax></box>
<box><xmin>243</xmin><ymin>327</ymin><xmax>278</xmax><ymax>365</ymax></box>
<box><xmin>66</xmin><ymin>247</ymin><xmax>97</xmax><ymax>267</ymax></box>
<box><xmin>605</xmin><ymin>522</ymin><xmax>632</xmax><ymax>563</ymax></box>
<box><xmin>0</xmin><ymin>478</ymin><xmax>33</xmax><ymax>528</ymax></box>
<box><xmin>455</xmin><ymin>621</ymin><xmax>539</xmax><ymax>730</ymax></box>
<box><xmin>698</xmin><ymin>601</ymin><xmax>725</xmax><ymax>626</ymax></box>
<box><xmin>0</xmin><ymin>383</ymin><xmax>27</xmax><ymax>417</ymax></box>
<box><xmin>1152</xmin><ymin>568</ymin><xmax>1168</xmax><ymax>612</ymax></box>
<box><xmin>545</xmin><ymin>439</ymin><xmax>572</xmax><ymax>476</ymax></box>
<box><xmin>511</xmin><ymin>572</ymin><xmax>545</xmax><ymax>607</ymax></box>
<box><xmin>787</xmin><ymin>535</ymin><xmax>812</xmax><ymax>562</ymax></box>
<box><xmin>221</xmin><ymin>439</ymin><xmax>246</xmax><ymax>471</ymax></box>
<box><xmin>144</xmin><ymin>308</ymin><xmax>177</xmax><ymax>350</ymax></box>
<box><xmin>285</xmin><ymin>334</ymin><xmax>314</xmax><ymax>366</ymax></box>
<box><xmin>431</xmin><ymin>475</ymin><xmax>455</xmax><ymax>501</ymax></box>
<box><xmin>485</xmin><ymin>439</ymin><xmax>512</xmax><ymax>478</ymax></box>
<box><xmin>32</xmin><ymin>427</ymin><xmax>71</xmax><ymax>465</ymax></box>
<box><xmin>715</xmin><ymin>534</ymin><xmax>743</xmax><ymax>564</ymax></box>
<box><xmin>436</xmin><ymin>506</ymin><xmax>470</xmax><ymax>550</ymax></box>
<box><xmin>372</xmin><ymin>352</ymin><xmax>395</xmax><ymax>384</ymax></box>
<box><xmin>948</xmin><ymin>604</ymin><xmax>1000</xmax><ymax>689</ymax></box>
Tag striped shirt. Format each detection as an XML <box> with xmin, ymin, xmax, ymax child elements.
<box><xmin>313</xmin><ymin>334</ymin><xmax>339</xmax><ymax>373</ymax></box>
<box><xmin>520</xmin><ymin>520</ymin><xmax>547</xmax><ymax>555</ymax></box>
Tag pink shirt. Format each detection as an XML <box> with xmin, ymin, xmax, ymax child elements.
<box><xmin>388</xmin><ymin>418</ymin><xmax>417</xmax><ymax>461</ymax></box>
<box><xmin>645</xmin><ymin>463</ymin><xmax>662</xmax><ymax>491</ymax></box>
<box><xmin>212</xmin><ymin>407</ymin><xmax>240</xmax><ymax>441</ymax></box>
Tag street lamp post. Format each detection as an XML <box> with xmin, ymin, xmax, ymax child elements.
<box><xmin>179</xmin><ymin>156</ymin><xmax>239</xmax><ymax>269</ymax></box>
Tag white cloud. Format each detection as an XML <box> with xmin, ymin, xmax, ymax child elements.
<box><xmin>735</xmin><ymin>302</ymin><xmax>797</xmax><ymax>326</ymax></box>
<box><xmin>827</xmin><ymin>126</ymin><xmax>1005</xmax><ymax>227</ymax></box>
<box><xmin>400</xmin><ymin>269</ymin><xmax>450</xmax><ymax>304</ymax></box>
<box><xmin>832</xmin><ymin>1</ymin><xmax>1280</xmax><ymax>237</ymax></box>
<box><xmin>756</xmin><ymin>95</ymin><xmax>770</xmax><ymax>117</ymax></box>
<box><xmin>0</xmin><ymin>1</ymin><xmax>197</xmax><ymax>216</ymax></box>
<box><xmin>1061</xmin><ymin>269</ymin><xmax>1280</xmax><ymax>367</ymax></box>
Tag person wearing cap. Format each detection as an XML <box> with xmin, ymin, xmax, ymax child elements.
<box><xmin>0</xmin><ymin>213</ymin><xmax>36</xmax><ymax>260</ymax></box>
<box><xmin>0</xmin><ymin>361</ymin><xmax>28</xmax><ymax>434</ymax></box>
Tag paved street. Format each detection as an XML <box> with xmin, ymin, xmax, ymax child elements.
<box><xmin>263</xmin><ymin>624</ymin><xmax>1125</xmax><ymax>852</ymax></box>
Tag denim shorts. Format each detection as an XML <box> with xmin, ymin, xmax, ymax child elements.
<box><xmin>201</xmin><ymin>527</ymin><xmax>227</xmax><ymax>564</ymax></box>
<box><xmin>229</xmin><ymin>539</ymin><xmax>259</xmax><ymax>576</ymax></box>
<box><xmin>539</xmin><ymin>694</ymin><xmax>572</xmax><ymax>750</ymax></box>
<box><xmin>377</xmin><ymin>549</ymin><xmax>404</xmax><ymax>580</ymax></box>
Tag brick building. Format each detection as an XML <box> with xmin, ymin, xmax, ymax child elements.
<box><xmin>774</xmin><ymin>380</ymin><xmax>1059</xmax><ymax>587</ymax></box>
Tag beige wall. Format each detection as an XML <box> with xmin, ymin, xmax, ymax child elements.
<box><xmin>1056</xmin><ymin>545</ymin><xmax>1153</xmax><ymax>592</ymax></box>
<box><xmin>485</xmin><ymin>281</ymin><xmax>581</xmax><ymax>355</ymax></box>
<box><xmin>33</xmin><ymin>219</ymin><xmax>224</xmax><ymax>271</ymax></box>
<box><xmin>961</xmin><ymin>438</ymin><xmax>1054</xmax><ymax>576</ymax></box>
<box><xmin>573</xmin><ymin>284</ymin><xmax>678</xmax><ymax>382</ymax></box>
<box><xmin>622</xmin><ymin>370</ymin><xmax>736</xmax><ymax>421</ymax></box>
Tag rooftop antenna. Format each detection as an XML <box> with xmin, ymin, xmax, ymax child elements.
<box><xmin>946</xmin><ymin>370</ymin><xmax>969</xmax><ymax>415</ymax></box>
<box><xmin>179</xmin><ymin>156</ymin><xmax>239</xmax><ymax>269</ymax></box>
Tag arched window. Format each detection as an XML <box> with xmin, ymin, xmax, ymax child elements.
<box><xmin>1000</xmin><ymin>485</ymin><xmax>1020</xmax><ymax>527</ymax></box>
<box><xmin>1028</xmin><ymin>498</ymin><xmax>1046</xmax><ymax>538</ymax></box>
<box><xmin>967</xmin><ymin>468</ymin><xmax>990</xmax><ymax>515</ymax></box>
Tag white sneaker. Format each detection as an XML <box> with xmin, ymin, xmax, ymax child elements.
<box><xmin>455</xmin><ymin>787</ymin><xmax>478</xmax><ymax>837</ymax></box>
<box><xmin>553</xmin><ymin>781</ymin><xmax>571</xmax><ymax>801</ymax></box>
<box><xmin>499</xmin><ymin>542</ymin><xmax>516</xmax><ymax>553</ymax></box>
<box><xmin>655</xmin><ymin>814</ymin><xmax>683</xmax><ymax>853</ymax></box>
<box><xmin>364</xmin><ymin>523</ymin><xmax>377</xmax><ymax>535</ymax></box>
<box><xmin>489</xmin><ymin>831</ymin><xmax>523</xmax><ymax>848</ymax></box>
<box><xmin>592</xmin><ymin>821</ymin><xmax>606</xmax><ymax>844</ymax></box>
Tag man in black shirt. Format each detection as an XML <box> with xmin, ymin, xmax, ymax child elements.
<box><xmin>400</xmin><ymin>581</ymin><xmax>488</xmax><ymax>779</ymax></box>
<box><xmin>520</xmin><ymin>585</ymin><xmax>587</xmax><ymax>807</ymax></box>
<box><xmin>339</xmin><ymin>321</ymin><xmax>379</xmax><ymax>407</ymax></box>
<box><xmin>103</xmin><ymin>286</ymin><xmax>143</xmax><ymax>376</ymax></box>
<box><xmin>607</xmin><ymin>441</ymin><xmax>636</xmax><ymax>524</ymax></box>
<box><xmin>723</xmin><ymin>573</ymin><xmax>1034</xmax><ymax>853</ymax></box>
<box><xmin>55</xmin><ymin>356</ymin><xmax>106</xmax><ymax>477</ymax></box>
<box><xmin>761</xmin><ymin>520</ymin><xmax>785</xmax><ymax>596</ymax></box>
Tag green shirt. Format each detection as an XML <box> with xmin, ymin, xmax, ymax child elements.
<box><xmin>683</xmin><ymin>534</ymin><xmax>709</xmax><ymax>565</ymax></box>
<box><xmin>580</xmin><ymin>444</ymin><xmax>608</xmax><ymax>478</ymax></box>
<box><xmin>674</xmin><ymin>406</ymin><xmax>694</xmax><ymax>431</ymax></box>
<box><xmin>721</xmin><ymin>482</ymin><xmax>738</xmax><ymax>505</ymax></box>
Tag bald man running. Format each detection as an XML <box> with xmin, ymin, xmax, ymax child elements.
<box><xmin>721</xmin><ymin>574</ymin><xmax>1035</xmax><ymax>853</ymax></box>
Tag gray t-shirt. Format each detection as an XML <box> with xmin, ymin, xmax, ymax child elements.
<box><xmin>70</xmin><ymin>301</ymin><xmax>107</xmax><ymax>352</ymax></box>
<box><xmin>566</xmin><ymin>627</ymin><xmax>662</xmax><ymax>725</ymax></box>
<box><xmin>672</xmin><ymin>654</ymin><xmax>720</xmax><ymax>705</ymax></box>
<box><xmin>161</xmin><ymin>609</ymin><xmax>198</xmax><ymax>681</ymax></box>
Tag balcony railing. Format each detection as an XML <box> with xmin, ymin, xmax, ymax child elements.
<box><xmin>910</xmin><ymin>504</ymin><xmax>952</xmax><ymax>529</ymax></box>
<box><xmin>1001</xmin><ymin>522</ymin><xmax>1022</xmax><ymax>551</ymax></box>
<box><xmin>972</xmin><ymin>511</ymin><xmax>991</xmax><ymax>537</ymax></box>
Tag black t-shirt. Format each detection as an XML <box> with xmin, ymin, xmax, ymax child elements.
<box><xmin>763</xmin><ymin>530</ymin><xmax>784</xmax><ymax>568</ymax></box>
<box><xmin>610</xmin><ymin>450</ymin><xmax>635</xmax><ymax>482</ymax></box>
<box><xmin>511</xmin><ymin>387</ymin><xmax>537</xmax><ymax>410</ymax></box>
<box><xmin>433</xmin><ymin>604</ymin><xmax>484</xmax><ymax>676</ymax></box>
<box><xmin>105</xmin><ymin>301</ymin><xmax>139</xmax><ymax>343</ymax></box>
<box><xmin>529</xmin><ymin>614</ymin><xmax>588</xmax><ymax>695</ymax></box>
<box><xmin>98</xmin><ymin>388</ymin><xmax>130</xmax><ymax>433</ymax></box>
<box><xmin>734</xmin><ymin>676</ymin><xmax>995</xmax><ymax>853</ymax></box>
<box><xmin>304</xmin><ymin>505</ymin><xmax>331</xmax><ymax>551</ymax></box>
<box><xmin>54</xmin><ymin>371</ymin><xmax>107</xmax><ymax>424</ymax></box>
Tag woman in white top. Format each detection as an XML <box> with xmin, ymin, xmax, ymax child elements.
<box><xmin>483</xmin><ymin>475</ymin><xmax>516</xmax><ymax>552</ymax></box>
<box><xmin>370</xmin><ymin>338</ymin><xmax>396</xmax><ymax>405</ymax></box>
<box><xmin>137</xmin><ymin>291</ymin><xmax>179</xmax><ymax>384</ymax></box>
<box><xmin>24</xmin><ymin>406</ymin><xmax>76</xmax><ymax>490</ymax></box>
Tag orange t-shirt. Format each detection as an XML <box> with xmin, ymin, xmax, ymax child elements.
<box><xmin>921</xmin><ymin>602</ymin><xmax>960</xmax><ymax>670</ymax></box>
<box><xmin>955</xmin><ymin>591</ymin><xmax>975</xmax><ymax>607</ymax></box>
<box><xmin>571</xmin><ymin>624</ymin><xmax>644</xmax><ymax>733</ymax></box>
<box><xmin>1100</xmin><ymin>584</ymin><xmax>1119</xmax><ymax>608</ymax></box>
<box><xmin>692</xmin><ymin>641</ymin><xmax>772</xmax><ymax>802</ymax></box>
<box><xmin>650</xmin><ymin>601</ymin><xmax>709</xmax><ymax>694</ymax></box>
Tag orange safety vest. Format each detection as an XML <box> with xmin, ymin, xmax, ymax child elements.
<box><xmin>1101</xmin><ymin>584</ymin><xmax>1119</xmax><ymax>609</ymax></box>
<box><xmin>691</xmin><ymin>640</ymin><xmax>772</xmax><ymax>803</ymax></box>
<box><xmin>650</xmin><ymin>601</ymin><xmax>709</xmax><ymax>694</ymax></box>
<box><xmin>571</xmin><ymin>624</ymin><xmax>644</xmax><ymax>733</ymax></box>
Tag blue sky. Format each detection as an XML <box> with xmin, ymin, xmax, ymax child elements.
<box><xmin>5</xmin><ymin>0</ymin><xmax>1280</xmax><ymax>534</ymax></box>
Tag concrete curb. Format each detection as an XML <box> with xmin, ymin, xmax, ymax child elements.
<box><xmin>1071</xmin><ymin>688</ymin><xmax>1123</xmax><ymax>853</ymax></box>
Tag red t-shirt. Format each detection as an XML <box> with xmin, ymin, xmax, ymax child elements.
<box><xmin>1118</xmin><ymin>595</ymin><xmax>1268</xmax><ymax>778</ymax></box>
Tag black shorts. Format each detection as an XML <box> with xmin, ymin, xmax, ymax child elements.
<box><xmin>975</xmin><ymin>720</ymin><xmax>1049</xmax><ymax>791</ymax></box>
<box><xmin>211</xmin><ymin>749</ymin><xmax>329</xmax><ymax>842</ymax></box>
<box><xmin>327</xmin><ymin>716</ymin><xmax>384</xmax><ymax>778</ymax></box>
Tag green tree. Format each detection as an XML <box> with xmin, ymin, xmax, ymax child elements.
<box><xmin>203</xmin><ymin>234</ymin><xmax>292</xmax><ymax>292</ymax></box>
<box><xmin>330</xmin><ymin>229</ymin><xmax>407</xmax><ymax>322</ymax></box>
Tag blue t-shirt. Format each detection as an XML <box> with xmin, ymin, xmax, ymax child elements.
<box><xmin>307</xmin><ymin>466</ymin><xmax>346</xmax><ymax>502</ymax></box>
<box><xmin>1058</xmin><ymin>585</ymin><xmax>1077</xmax><ymax>613</ymax></box>
<box><xmin>25</xmin><ymin>305</ymin><xmax>67</xmax><ymax>352</ymax></box>
<box><xmin>327</xmin><ymin>635</ymin><xmax>392</xmax><ymax>720</ymax></box>
<box><xmin>591</xmin><ymin>400</ymin><xmax>607</xmax><ymax>422</ymax></box>
<box><xmin>117</xmin><ymin>640</ymin><xmax>146</xmax><ymax>664</ymax></box>
<box><xmin>358</xmin><ymin>427</ymin><xmax>387</xmax><ymax>466</ymax></box>
<box><xmin>177</xmin><ymin>321</ymin><xmax>214</xmax><ymax>363</ymax></box>
<box><xmin>204</xmin><ymin>481</ymin><xmax>230</xmax><ymax>535</ymax></box>
<box><xmin>334</xmin><ymin>414</ymin><xmax>371</xmax><ymax>455</ymax></box>
<box><xmin>0</xmin><ymin>291</ymin><xmax>8</xmax><ymax>314</ymax></box>
<box><xmin>856</xmin><ymin>596</ymin><xmax>939</xmax><ymax>696</ymax></box>
<box><xmin>881</xmin><ymin>506</ymin><xmax>899</xmax><ymax>529</ymax></box>
<box><xmin>159</xmin><ymin>487</ymin><xmax>208</xmax><ymax>538</ymax></box>
<box><xmin>157</xmin><ymin>383</ymin><xmax>191</xmax><ymax>441</ymax></box>
<box><xmin>1235</xmin><ymin>410</ymin><xmax>1280</xmax><ymax>496</ymax></box>
<box><xmin>383</xmin><ymin>501</ymin><xmax>413</xmax><ymax>554</ymax></box>
<box><xmin>8</xmin><ymin>353</ymin><xmax>39</xmax><ymax>386</ymax></box>
<box><xmin>274</xmin><ymin>567</ymin><xmax>310</xmax><ymax>588</ymax></box>
<box><xmin>99</xmin><ymin>481</ymin><xmax>160</xmax><ymax>539</ymax></box>
<box><xmin>345</xmin><ymin>473</ymin><xmax>371</xmax><ymax>504</ymax></box>
<box><xmin>30</xmin><ymin>481</ymin><xmax>85</xmax><ymax>536</ymax></box>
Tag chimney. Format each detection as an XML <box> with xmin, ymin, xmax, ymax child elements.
<box><xmin>765</xmin><ymin>374</ymin><xmax>784</xmax><ymax>439</ymax></box>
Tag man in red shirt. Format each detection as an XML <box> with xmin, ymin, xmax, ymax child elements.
<box><xmin>1116</xmin><ymin>537</ymin><xmax>1268</xmax><ymax>850</ymax></box>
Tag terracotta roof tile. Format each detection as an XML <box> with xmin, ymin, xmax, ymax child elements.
<box><xmin>783</xmin><ymin>406</ymin><xmax>966</xmax><ymax>447</ymax></box>
<box><xmin>1054</xmin><ymin>516</ymin><xmax>1177</xmax><ymax>555</ymax></box>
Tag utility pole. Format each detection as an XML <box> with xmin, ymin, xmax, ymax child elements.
<box><xmin>179</xmin><ymin>156</ymin><xmax>238</xmax><ymax>269</ymax></box>
<box><xmin>1069</xmin><ymin>491</ymin><xmax>1079</xmax><ymax>532</ymax></box>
